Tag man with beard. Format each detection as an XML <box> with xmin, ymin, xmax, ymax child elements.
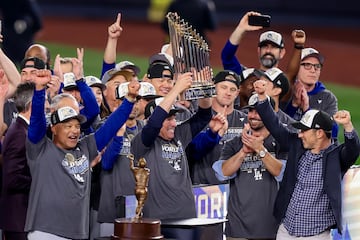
<box><xmin>220</xmin><ymin>11</ymin><xmax>305</xmax><ymax>108</ymax></box>
<box><xmin>212</xmin><ymin>93</ymin><xmax>285</xmax><ymax>239</ymax></box>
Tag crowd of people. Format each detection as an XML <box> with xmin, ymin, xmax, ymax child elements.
<box><xmin>0</xmin><ymin>10</ymin><xmax>359</xmax><ymax>240</ymax></box>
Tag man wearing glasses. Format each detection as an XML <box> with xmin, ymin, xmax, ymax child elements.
<box><xmin>286</xmin><ymin>47</ymin><xmax>338</xmax><ymax>139</ymax></box>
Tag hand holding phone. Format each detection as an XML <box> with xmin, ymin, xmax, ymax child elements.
<box><xmin>248</xmin><ymin>15</ymin><xmax>271</xmax><ymax>28</ymax></box>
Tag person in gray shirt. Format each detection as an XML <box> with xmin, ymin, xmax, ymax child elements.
<box><xmin>25</xmin><ymin>66</ymin><xmax>140</xmax><ymax>240</ymax></box>
<box><xmin>213</xmin><ymin>94</ymin><xmax>285</xmax><ymax>239</ymax></box>
<box><xmin>131</xmin><ymin>72</ymin><xmax>226</xmax><ymax>240</ymax></box>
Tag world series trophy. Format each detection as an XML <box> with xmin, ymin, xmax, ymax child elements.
<box><xmin>166</xmin><ymin>12</ymin><xmax>216</xmax><ymax>100</ymax></box>
<box><xmin>112</xmin><ymin>154</ymin><xmax>163</xmax><ymax>239</ymax></box>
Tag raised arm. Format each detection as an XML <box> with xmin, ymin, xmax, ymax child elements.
<box><xmin>221</xmin><ymin>11</ymin><xmax>262</xmax><ymax>74</ymax></box>
<box><xmin>141</xmin><ymin>72</ymin><xmax>193</xmax><ymax>146</ymax></box>
<box><xmin>254</xmin><ymin>80</ymin><xmax>293</xmax><ymax>150</ymax></box>
<box><xmin>282</xmin><ymin>30</ymin><xmax>306</xmax><ymax>103</ymax></box>
<box><xmin>333</xmin><ymin>110</ymin><xmax>360</xmax><ymax>169</ymax></box>
<box><xmin>186</xmin><ymin>111</ymin><xmax>228</xmax><ymax>160</ymax></box>
<box><xmin>0</xmin><ymin>74</ymin><xmax>9</xmax><ymax>136</ymax></box>
<box><xmin>94</xmin><ymin>80</ymin><xmax>139</xmax><ymax>151</ymax></box>
<box><xmin>28</xmin><ymin>70</ymin><xmax>52</xmax><ymax>143</ymax></box>
<box><xmin>101</xmin><ymin>13</ymin><xmax>122</xmax><ymax>77</ymax></box>
<box><xmin>0</xmin><ymin>48</ymin><xmax>21</xmax><ymax>99</ymax></box>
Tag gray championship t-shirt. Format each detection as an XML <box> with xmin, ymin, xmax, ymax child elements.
<box><xmin>98</xmin><ymin>122</ymin><xmax>143</xmax><ymax>223</ymax></box>
<box><xmin>131</xmin><ymin>122</ymin><xmax>196</xmax><ymax>220</ymax></box>
<box><xmin>25</xmin><ymin>134</ymin><xmax>98</xmax><ymax>239</ymax></box>
<box><xmin>220</xmin><ymin>135</ymin><xmax>280</xmax><ymax>238</ymax></box>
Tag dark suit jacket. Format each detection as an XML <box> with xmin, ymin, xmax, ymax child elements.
<box><xmin>0</xmin><ymin>116</ymin><xmax>31</xmax><ymax>231</ymax></box>
<box><xmin>256</xmin><ymin>100</ymin><xmax>360</xmax><ymax>233</ymax></box>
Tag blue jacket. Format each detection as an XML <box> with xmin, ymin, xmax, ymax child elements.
<box><xmin>221</xmin><ymin>40</ymin><xmax>244</xmax><ymax>74</ymax></box>
<box><xmin>256</xmin><ymin>100</ymin><xmax>360</xmax><ymax>233</ymax></box>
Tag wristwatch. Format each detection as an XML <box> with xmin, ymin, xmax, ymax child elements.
<box><xmin>259</xmin><ymin>148</ymin><xmax>268</xmax><ymax>158</ymax></box>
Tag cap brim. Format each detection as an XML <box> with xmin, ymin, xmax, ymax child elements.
<box><xmin>258</xmin><ymin>40</ymin><xmax>283</xmax><ymax>48</ymax></box>
<box><xmin>168</xmin><ymin>108</ymin><xmax>183</xmax><ymax>117</ymax></box>
<box><xmin>253</xmin><ymin>69</ymin><xmax>265</xmax><ymax>78</ymax></box>
<box><xmin>123</xmin><ymin>65</ymin><xmax>140</xmax><ymax>75</ymax></box>
<box><xmin>55</xmin><ymin>114</ymin><xmax>87</xmax><ymax>125</ymax></box>
<box><xmin>303</xmin><ymin>53</ymin><xmax>324</xmax><ymax>65</ymax></box>
<box><xmin>63</xmin><ymin>86</ymin><xmax>78</xmax><ymax>91</ymax></box>
<box><xmin>140</xmin><ymin>94</ymin><xmax>162</xmax><ymax>100</ymax></box>
<box><xmin>90</xmin><ymin>83</ymin><xmax>106</xmax><ymax>91</ymax></box>
<box><xmin>67</xmin><ymin>115</ymin><xmax>87</xmax><ymax>124</ymax></box>
<box><xmin>291</xmin><ymin>122</ymin><xmax>311</xmax><ymax>131</ymax></box>
<box><xmin>241</xmin><ymin>105</ymin><xmax>256</xmax><ymax>110</ymax></box>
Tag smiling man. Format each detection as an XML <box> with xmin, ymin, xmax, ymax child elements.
<box><xmin>24</xmin><ymin>66</ymin><xmax>140</xmax><ymax>240</ymax></box>
<box><xmin>254</xmin><ymin>79</ymin><xmax>360</xmax><ymax>239</ymax></box>
<box><xmin>146</xmin><ymin>61</ymin><xmax>175</xmax><ymax>97</ymax></box>
<box><xmin>131</xmin><ymin>71</ymin><xmax>213</xmax><ymax>239</ymax></box>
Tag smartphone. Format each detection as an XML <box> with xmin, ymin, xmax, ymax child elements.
<box><xmin>248</xmin><ymin>15</ymin><xmax>271</xmax><ymax>27</ymax></box>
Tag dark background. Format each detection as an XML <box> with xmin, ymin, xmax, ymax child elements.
<box><xmin>38</xmin><ymin>0</ymin><xmax>360</xmax><ymax>27</ymax></box>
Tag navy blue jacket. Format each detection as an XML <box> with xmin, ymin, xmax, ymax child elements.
<box><xmin>256</xmin><ymin>100</ymin><xmax>360</xmax><ymax>233</ymax></box>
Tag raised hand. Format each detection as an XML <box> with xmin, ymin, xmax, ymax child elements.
<box><xmin>253</xmin><ymin>79</ymin><xmax>268</xmax><ymax>100</ymax></box>
<box><xmin>53</xmin><ymin>54</ymin><xmax>64</xmax><ymax>81</ymax></box>
<box><xmin>108</xmin><ymin>13</ymin><xmax>123</xmax><ymax>39</ymax></box>
<box><xmin>46</xmin><ymin>75</ymin><xmax>61</xmax><ymax>99</ymax></box>
<box><xmin>71</xmin><ymin>57</ymin><xmax>84</xmax><ymax>80</ymax></box>
<box><xmin>174</xmin><ymin>72</ymin><xmax>193</xmax><ymax>93</ymax></box>
<box><xmin>35</xmin><ymin>69</ymin><xmax>52</xmax><ymax>90</ymax></box>
<box><xmin>209</xmin><ymin>111</ymin><xmax>228</xmax><ymax>136</ymax></box>
<box><xmin>333</xmin><ymin>110</ymin><xmax>354</xmax><ymax>132</ymax></box>
<box><xmin>77</xmin><ymin>48</ymin><xmax>84</xmax><ymax>63</ymax></box>
<box><xmin>76</xmin><ymin>48</ymin><xmax>84</xmax><ymax>78</ymax></box>
<box><xmin>127</xmin><ymin>79</ymin><xmax>140</xmax><ymax>100</ymax></box>
<box><xmin>292</xmin><ymin>29</ymin><xmax>306</xmax><ymax>45</ymax></box>
<box><xmin>240</xmin><ymin>11</ymin><xmax>264</xmax><ymax>32</ymax></box>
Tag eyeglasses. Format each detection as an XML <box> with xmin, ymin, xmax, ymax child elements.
<box><xmin>300</xmin><ymin>62</ymin><xmax>322</xmax><ymax>71</ymax></box>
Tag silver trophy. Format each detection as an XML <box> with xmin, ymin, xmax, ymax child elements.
<box><xmin>166</xmin><ymin>12</ymin><xmax>215</xmax><ymax>100</ymax></box>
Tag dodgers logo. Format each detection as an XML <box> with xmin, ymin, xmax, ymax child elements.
<box><xmin>161</xmin><ymin>141</ymin><xmax>184</xmax><ymax>171</ymax></box>
<box><xmin>62</xmin><ymin>153</ymin><xmax>89</xmax><ymax>183</ymax></box>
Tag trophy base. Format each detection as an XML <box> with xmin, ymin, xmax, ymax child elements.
<box><xmin>184</xmin><ymin>85</ymin><xmax>216</xmax><ymax>100</ymax></box>
<box><xmin>112</xmin><ymin>218</ymin><xmax>163</xmax><ymax>240</ymax></box>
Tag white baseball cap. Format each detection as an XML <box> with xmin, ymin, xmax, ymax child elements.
<box><xmin>84</xmin><ymin>75</ymin><xmax>106</xmax><ymax>90</ymax></box>
<box><xmin>63</xmin><ymin>72</ymin><xmax>78</xmax><ymax>91</ymax></box>
<box><xmin>301</xmin><ymin>47</ymin><xmax>324</xmax><ymax>64</ymax></box>
<box><xmin>115</xmin><ymin>60</ymin><xmax>140</xmax><ymax>75</ymax></box>
<box><xmin>50</xmin><ymin>106</ymin><xmax>86</xmax><ymax>125</ymax></box>
<box><xmin>258</xmin><ymin>31</ymin><xmax>284</xmax><ymax>48</ymax></box>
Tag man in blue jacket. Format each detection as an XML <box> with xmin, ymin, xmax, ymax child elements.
<box><xmin>253</xmin><ymin>79</ymin><xmax>360</xmax><ymax>238</ymax></box>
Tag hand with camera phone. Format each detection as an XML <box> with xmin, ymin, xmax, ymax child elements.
<box><xmin>248</xmin><ymin>14</ymin><xmax>271</xmax><ymax>28</ymax></box>
<box><xmin>229</xmin><ymin>11</ymin><xmax>264</xmax><ymax>45</ymax></box>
